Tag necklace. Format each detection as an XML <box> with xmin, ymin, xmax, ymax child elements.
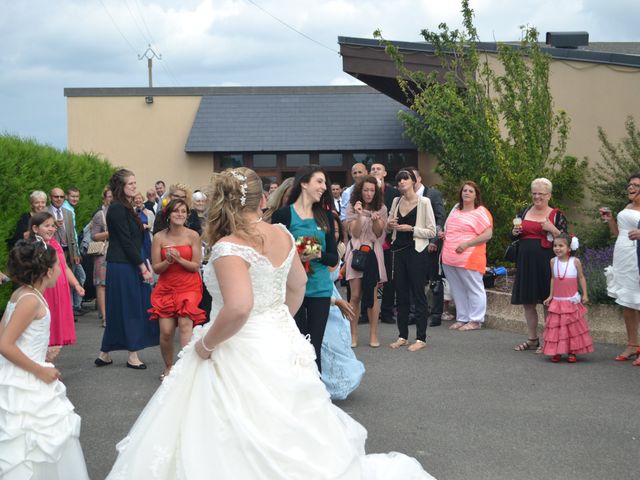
<box><xmin>555</xmin><ymin>257</ymin><xmax>570</xmax><ymax>280</ymax></box>
<box><xmin>26</xmin><ymin>285</ymin><xmax>49</xmax><ymax>308</ymax></box>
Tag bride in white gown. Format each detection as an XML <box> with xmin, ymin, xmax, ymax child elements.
<box><xmin>107</xmin><ymin>167</ymin><xmax>434</xmax><ymax>480</ymax></box>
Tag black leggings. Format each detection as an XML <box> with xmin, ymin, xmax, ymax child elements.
<box><xmin>294</xmin><ymin>297</ymin><xmax>331</xmax><ymax>373</ymax></box>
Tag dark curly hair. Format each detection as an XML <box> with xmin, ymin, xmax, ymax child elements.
<box><xmin>350</xmin><ymin>175</ymin><xmax>383</xmax><ymax>212</ymax></box>
<box><xmin>8</xmin><ymin>239</ymin><xmax>58</xmax><ymax>286</ymax></box>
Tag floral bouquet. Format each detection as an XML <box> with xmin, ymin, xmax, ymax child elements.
<box><xmin>295</xmin><ymin>236</ymin><xmax>321</xmax><ymax>274</ymax></box>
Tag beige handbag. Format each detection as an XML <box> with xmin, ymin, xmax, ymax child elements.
<box><xmin>87</xmin><ymin>210</ymin><xmax>108</xmax><ymax>256</ymax></box>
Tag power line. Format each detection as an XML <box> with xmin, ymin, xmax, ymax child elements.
<box><xmin>133</xmin><ymin>0</ymin><xmax>157</xmax><ymax>46</ymax></box>
<box><xmin>97</xmin><ymin>0</ymin><xmax>138</xmax><ymax>55</ymax></box>
<box><xmin>244</xmin><ymin>0</ymin><xmax>339</xmax><ymax>55</ymax></box>
<box><xmin>124</xmin><ymin>0</ymin><xmax>150</xmax><ymax>46</ymax></box>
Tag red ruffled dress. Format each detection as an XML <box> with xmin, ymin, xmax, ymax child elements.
<box><xmin>148</xmin><ymin>245</ymin><xmax>206</xmax><ymax>324</ymax></box>
<box><xmin>542</xmin><ymin>257</ymin><xmax>594</xmax><ymax>356</ymax></box>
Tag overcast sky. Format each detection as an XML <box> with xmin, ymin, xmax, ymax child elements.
<box><xmin>1</xmin><ymin>0</ymin><xmax>638</xmax><ymax>149</ymax></box>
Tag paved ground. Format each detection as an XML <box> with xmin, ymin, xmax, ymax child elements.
<box><xmin>59</xmin><ymin>306</ymin><xmax>640</xmax><ymax>480</ymax></box>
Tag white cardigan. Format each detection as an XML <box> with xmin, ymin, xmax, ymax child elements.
<box><xmin>388</xmin><ymin>196</ymin><xmax>437</xmax><ymax>253</ymax></box>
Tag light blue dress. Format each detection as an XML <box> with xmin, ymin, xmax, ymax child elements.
<box><xmin>321</xmin><ymin>268</ymin><xmax>365</xmax><ymax>400</ymax></box>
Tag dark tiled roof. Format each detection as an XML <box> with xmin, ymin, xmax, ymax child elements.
<box><xmin>185</xmin><ymin>87</ymin><xmax>415</xmax><ymax>152</ymax></box>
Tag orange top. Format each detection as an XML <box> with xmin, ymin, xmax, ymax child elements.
<box><xmin>442</xmin><ymin>206</ymin><xmax>493</xmax><ymax>274</ymax></box>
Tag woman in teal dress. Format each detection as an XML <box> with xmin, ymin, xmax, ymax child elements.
<box><xmin>271</xmin><ymin>166</ymin><xmax>338</xmax><ymax>372</ymax></box>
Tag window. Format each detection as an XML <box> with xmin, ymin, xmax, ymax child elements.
<box><xmin>219</xmin><ymin>154</ymin><xmax>243</xmax><ymax>169</ymax></box>
<box><xmin>253</xmin><ymin>154</ymin><xmax>277</xmax><ymax>168</ymax></box>
<box><xmin>286</xmin><ymin>153</ymin><xmax>310</xmax><ymax>167</ymax></box>
<box><xmin>352</xmin><ymin>153</ymin><xmax>377</xmax><ymax>169</ymax></box>
<box><xmin>319</xmin><ymin>153</ymin><xmax>343</xmax><ymax>167</ymax></box>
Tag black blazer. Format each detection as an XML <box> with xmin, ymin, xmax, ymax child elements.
<box><xmin>421</xmin><ymin>185</ymin><xmax>445</xmax><ymax>246</ymax></box>
<box><xmin>106</xmin><ymin>201</ymin><xmax>144</xmax><ymax>266</ymax></box>
<box><xmin>271</xmin><ymin>206</ymin><xmax>339</xmax><ymax>268</ymax></box>
<box><xmin>7</xmin><ymin>212</ymin><xmax>31</xmax><ymax>249</ymax></box>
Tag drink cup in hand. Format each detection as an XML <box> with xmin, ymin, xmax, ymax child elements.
<box><xmin>512</xmin><ymin>217</ymin><xmax>522</xmax><ymax>233</ymax></box>
<box><xmin>599</xmin><ymin>206</ymin><xmax>612</xmax><ymax>223</ymax></box>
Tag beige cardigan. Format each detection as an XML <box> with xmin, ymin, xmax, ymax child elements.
<box><xmin>388</xmin><ymin>196</ymin><xmax>437</xmax><ymax>252</ymax></box>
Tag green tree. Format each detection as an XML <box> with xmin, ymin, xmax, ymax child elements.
<box><xmin>589</xmin><ymin>116</ymin><xmax>640</xmax><ymax>213</ymax></box>
<box><xmin>374</xmin><ymin>0</ymin><xmax>586</xmax><ymax>261</ymax></box>
<box><xmin>0</xmin><ymin>135</ymin><xmax>114</xmax><ymax>309</ymax></box>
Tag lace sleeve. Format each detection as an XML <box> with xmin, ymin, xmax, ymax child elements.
<box><xmin>210</xmin><ymin>242</ymin><xmax>260</xmax><ymax>265</ymax></box>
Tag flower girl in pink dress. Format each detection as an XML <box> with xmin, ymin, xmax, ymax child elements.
<box><xmin>543</xmin><ymin>234</ymin><xmax>594</xmax><ymax>363</ymax></box>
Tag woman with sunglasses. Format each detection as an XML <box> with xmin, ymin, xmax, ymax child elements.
<box><xmin>602</xmin><ymin>173</ymin><xmax>640</xmax><ymax>365</ymax></box>
<box><xmin>386</xmin><ymin>169</ymin><xmax>436</xmax><ymax>352</ymax></box>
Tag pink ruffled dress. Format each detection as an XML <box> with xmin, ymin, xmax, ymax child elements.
<box><xmin>542</xmin><ymin>257</ymin><xmax>594</xmax><ymax>356</ymax></box>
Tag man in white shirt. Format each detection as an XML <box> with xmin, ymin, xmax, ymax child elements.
<box><xmin>340</xmin><ymin>163</ymin><xmax>367</xmax><ymax>221</ymax></box>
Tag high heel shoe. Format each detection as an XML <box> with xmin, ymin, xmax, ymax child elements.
<box><xmin>614</xmin><ymin>344</ymin><xmax>640</xmax><ymax>361</ymax></box>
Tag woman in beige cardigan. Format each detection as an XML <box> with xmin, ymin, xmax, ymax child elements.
<box><xmin>386</xmin><ymin>169</ymin><xmax>436</xmax><ymax>351</ymax></box>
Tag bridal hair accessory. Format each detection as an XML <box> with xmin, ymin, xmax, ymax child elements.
<box><xmin>231</xmin><ymin>171</ymin><xmax>248</xmax><ymax>206</ymax></box>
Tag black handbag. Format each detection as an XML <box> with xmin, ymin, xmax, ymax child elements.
<box><xmin>504</xmin><ymin>240</ymin><xmax>519</xmax><ymax>263</ymax></box>
<box><xmin>351</xmin><ymin>245</ymin><xmax>372</xmax><ymax>272</ymax></box>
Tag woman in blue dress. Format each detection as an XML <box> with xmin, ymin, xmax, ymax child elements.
<box><xmin>321</xmin><ymin>211</ymin><xmax>365</xmax><ymax>400</ymax></box>
<box><xmin>94</xmin><ymin>169</ymin><xmax>159</xmax><ymax>370</ymax></box>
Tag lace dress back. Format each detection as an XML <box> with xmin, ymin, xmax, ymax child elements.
<box><xmin>203</xmin><ymin>225</ymin><xmax>296</xmax><ymax>318</ymax></box>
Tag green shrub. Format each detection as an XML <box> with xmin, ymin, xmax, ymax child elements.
<box><xmin>0</xmin><ymin>135</ymin><xmax>114</xmax><ymax>309</ymax></box>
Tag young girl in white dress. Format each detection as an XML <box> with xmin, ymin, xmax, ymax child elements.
<box><xmin>107</xmin><ymin>167</ymin><xmax>434</xmax><ymax>479</ymax></box>
<box><xmin>0</xmin><ymin>239</ymin><xmax>89</xmax><ymax>480</ymax></box>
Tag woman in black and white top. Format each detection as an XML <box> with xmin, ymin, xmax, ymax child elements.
<box><xmin>386</xmin><ymin>169</ymin><xmax>436</xmax><ymax>352</ymax></box>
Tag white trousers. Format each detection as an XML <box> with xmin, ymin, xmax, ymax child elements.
<box><xmin>442</xmin><ymin>264</ymin><xmax>487</xmax><ymax>323</ymax></box>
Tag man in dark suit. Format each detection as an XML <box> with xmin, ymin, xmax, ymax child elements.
<box><xmin>48</xmin><ymin>187</ymin><xmax>81</xmax><ymax>268</ymax></box>
<box><xmin>370</xmin><ymin>163</ymin><xmax>401</xmax><ymax>324</ymax></box>
<box><xmin>408</xmin><ymin>166</ymin><xmax>446</xmax><ymax>326</ymax></box>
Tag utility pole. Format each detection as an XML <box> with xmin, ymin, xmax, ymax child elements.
<box><xmin>138</xmin><ymin>44</ymin><xmax>162</xmax><ymax>88</ymax></box>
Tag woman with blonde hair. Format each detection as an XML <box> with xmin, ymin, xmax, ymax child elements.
<box><xmin>107</xmin><ymin>166</ymin><xmax>433</xmax><ymax>479</ymax></box>
<box><xmin>511</xmin><ymin>177</ymin><xmax>568</xmax><ymax>352</ymax></box>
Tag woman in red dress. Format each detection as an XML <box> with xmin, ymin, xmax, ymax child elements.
<box><xmin>149</xmin><ymin>199</ymin><xmax>206</xmax><ymax>380</ymax></box>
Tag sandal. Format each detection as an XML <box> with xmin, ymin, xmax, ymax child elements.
<box><xmin>459</xmin><ymin>322</ymin><xmax>482</xmax><ymax>331</ymax></box>
<box><xmin>449</xmin><ymin>321</ymin><xmax>465</xmax><ymax>330</ymax></box>
<box><xmin>389</xmin><ymin>338</ymin><xmax>408</xmax><ymax>349</ymax></box>
<box><xmin>514</xmin><ymin>338</ymin><xmax>540</xmax><ymax>351</ymax></box>
<box><xmin>407</xmin><ymin>340</ymin><xmax>427</xmax><ymax>352</ymax></box>
<box><xmin>567</xmin><ymin>354</ymin><xmax>577</xmax><ymax>363</ymax></box>
<box><xmin>615</xmin><ymin>344</ymin><xmax>640</xmax><ymax>361</ymax></box>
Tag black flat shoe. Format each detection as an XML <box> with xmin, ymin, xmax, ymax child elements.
<box><xmin>94</xmin><ymin>358</ymin><xmax>113</xmax><ymax>367</ymax></box>
<box><xmin>126</xmin><ymin>362</ymin><xmax>147</xmax><ymax>370</ymax></box>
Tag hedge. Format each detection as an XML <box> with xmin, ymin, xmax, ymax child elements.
<box><xmin>0</xmin><ymin>135</ymin><xmax>115</xmax><ymax>309</ymax></box>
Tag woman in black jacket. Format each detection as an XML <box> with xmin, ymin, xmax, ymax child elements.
<box><xmin>271</xmin><ymin>166</ymin><xmax>338</xmax><ymax>372</ymax></box>
<box><xmin>95</xmin><ymin>169</ymin><xmax>159</xmax><ymax>369</ymax></box>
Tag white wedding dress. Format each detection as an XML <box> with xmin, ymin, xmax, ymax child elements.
<box><xmin>107</xmin><ymin>229</ymin><xmax>435</xmax><ymax>479</ymax></box>
<box><xmin>0</xmin><ymin>293</ymin><xmax>89</xmax><ymax>480</ymax></box>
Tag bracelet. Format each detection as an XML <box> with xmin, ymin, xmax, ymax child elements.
<box><xmin>200</xmin><ymin>336</ymin><xmax>215</xmax><ymax>352</ymax></box>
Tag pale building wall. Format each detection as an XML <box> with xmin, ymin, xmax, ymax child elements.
<box><xmin>484</xmin><ymin>53</ymin><xmax>640</xmax><ymax>176</ymax></box>
<box><xmin>67</xmin><ymin>95</ymin><xmax>214</xmax><ymax>193</ymax></box>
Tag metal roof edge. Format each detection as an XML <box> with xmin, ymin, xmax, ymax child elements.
<box><xmin>338</xmin><ymin>36</ymin><xmax>640</xmax><ymax>69</ymax></box>
<box><xmin>64</xmin><ymin>85</ymin><xmax>376</xmax><ymax>97</ymax></box>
